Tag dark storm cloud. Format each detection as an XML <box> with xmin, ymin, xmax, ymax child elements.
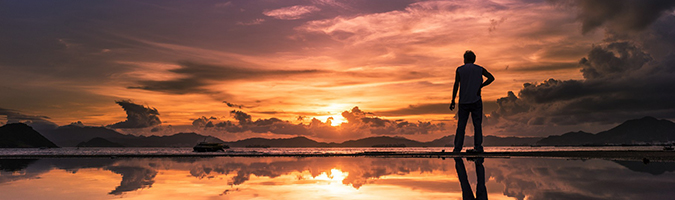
<box><xmin>560</xmin><ymin>0</ymin><xmax>675</xmax><ymax>34</ymax></box>
<box><xmin>108</xmin><ymin>100</ymin><xmax>161</xmax><ymax>129</ymax></box>
<box><xmin>492</xmin><ymin>41</ymin><xmax>675</xmax><ymax>130</ymax></box>
<box><xmin>489</xmin><ymin>2</ymin><xmax>675</xmax><ymax>134</ymax></box>
<box><xmin>510</xmin><ymin>62</ymin><xmax>579</xmax><ymax>72</ymax></box>
<box><xmin>0</xmin><ymin>108</ymin><xmax>57</xmax><ymax>131</ymax></box>
<box><xmin>128</xmin><ymin>62</ymin><xmax>324</xmax><ymax>94</ymax></box>
<box><xmin>579</xmin><ymin>42</ymin><xmax>651</xmax><ymax>79</ymax></box>
<box><xmin>517</xmin><ymin>79</ymin><xmax>590</xmax><ymax>104</ymax></box>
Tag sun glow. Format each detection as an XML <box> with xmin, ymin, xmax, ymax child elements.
<box><xmin>328</xmin><ymin>114</ymin><xmax>346</xmax><ymax>126</ymax></box>
<box><xmin>329</xmin><ymin>168</ymin><xmax>348</xmax><ymax>182</ymax></box>
<box><xmin>315</xmin><ymin>104</ymin><xmax>351</xmax><ymax>126</ymax></box>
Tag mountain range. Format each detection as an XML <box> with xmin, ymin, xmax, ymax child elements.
<box><xmin>41</xmin><ymin>124</ymin><xmax>224</xmax><ymax>147</ymax></box>
<box><xmin>222</xmin><ymin>135</ymin><xmax>544</xmax><ymax>147</ymax></box>
<box><xmin>1</xmin><ymin>116</ymin><xmax>673</xmax><ymax>148</ymax></box>
<box><xmin>537</xmin><ymin>116</ymin><xmax>675</xmax><ymax>145</ymax></box>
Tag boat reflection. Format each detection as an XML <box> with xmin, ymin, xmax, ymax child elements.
<box><xmin>1</xmin><ymin>157</ymin><xmax>675</xmax><ymax>199</ymax></box>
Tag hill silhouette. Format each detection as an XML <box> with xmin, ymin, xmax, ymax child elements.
<box><xmin>537</xmin><ymin>116</ymin><xmax>675</xmax><ymax>145</ymax></box>
<box><xmin>0</xmin><ymin>123</ymin><xmax>58</xmax><ymax>148</ymax></box>
<box><xmin>42</xmin><ymin>125</ymin><xmax>223</xmax><ymax>147</ymax></box>
<box><xmin>224</xmin><ymin>135</ymin><xmax>540</xmax><ymax>147</ymax></box>
<box><xmin>117</xmin><ymin>132</ymin><xmax>224</xmax><ymax>147</ymax></box>
<box><xmin>226</xmin><ymin>136</ymin><xmax>328</xmax><ymax>147</ymax></box>
<box><xmin>77</xmin><ymin>137</ymin><xmax>124</xmax><ymax>147</ymax></box>
<box><xmin>427</xmin><ymin>135</ymin><xmax>542</xmax><ymax>147</ymax></box>
<box><xmin>43</xmin><ymin>125</ymin><xmax>136</xmax><ymax>147</ymax></box>
<box><xmin>596</xmin><ymin>116</ymin><xmax>675</xmax><ymax>143</ymax></box>
<box><xmin>339</xmin><ymin>136</ymin><xmax>425</xmax><ymax>147</ymax></box>
<box><xmin>536</xmin><ymin>131</ymin><xmax>597</xmax><ymax>146</ymax></box>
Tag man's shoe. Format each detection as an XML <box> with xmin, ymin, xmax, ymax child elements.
<box><xmin>466</xmin><ymin>149</ymin><xmax>484</xmax><ymax>153</ymax></box>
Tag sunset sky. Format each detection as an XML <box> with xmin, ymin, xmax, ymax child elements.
<box><xmin>1</xmin><ymin>0</ymin><xmax>674</xmax><ymax>142</ymax></box>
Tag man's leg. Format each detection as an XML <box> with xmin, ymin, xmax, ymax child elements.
<box><xmin>470</xmin><ymin>101</ymin><xmax>483</xmax><ymax>152</ymax></box>
<box><xmin>454</xmin><ymin>104</ymin><xmax>470</xmax><ymax>152</ymax></box>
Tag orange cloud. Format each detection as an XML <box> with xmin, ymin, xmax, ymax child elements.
<box><xmin>264</xmin><ymin>5</ymin><xmax>321</xmax><ymax>20</ymax></box>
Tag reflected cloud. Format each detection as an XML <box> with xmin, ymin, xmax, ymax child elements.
<box><xmin>106</xmin><ymin>166</ymin><xmax>157</xmax><ymax>195</ymax></box>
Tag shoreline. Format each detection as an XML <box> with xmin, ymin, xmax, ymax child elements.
<box><xmin>1</xmin><ymin>150</ymin><xmax>674</xmax><ymax>161</ymax></box>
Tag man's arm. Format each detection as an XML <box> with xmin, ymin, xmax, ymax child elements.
<box><xmin>450</xmin><ymin>70</ymin><xmax>460</xmax><ymax>110</ymax></box>
<box><xmin>481</xmin><ymin>68</ymin><xmax>494</xmax><ymax>88</ymax></box>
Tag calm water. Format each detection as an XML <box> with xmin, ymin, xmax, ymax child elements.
<box><xmin>0</xmin><ymin>146</ymin><xmax>666</xmax><ymax>156</ymax></box>
<box><xmin>1</xmin><ymin>156</ymin><xmax>674</xmax><ymax>200</ymax></box>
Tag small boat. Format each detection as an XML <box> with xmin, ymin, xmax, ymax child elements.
<box><xmin>193</xmin><ymin>142</ymin><xmax>229</xmax><ymax>152</ymax></box>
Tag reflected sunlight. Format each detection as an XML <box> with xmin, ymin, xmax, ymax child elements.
<box><xmin>314</xmin><ymin>168</ymin><xmax>349</xmax><ymax>182</ymax></box>
<box><xmin>8</xmin><ymin>157</ymin><xmax>673</xmax><ymax>200</ymax></box>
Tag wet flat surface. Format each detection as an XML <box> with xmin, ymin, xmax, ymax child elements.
<box><xmin>1</xmin><ymin>156</ymin><xmax>674</xmax><ymax>200</ymax></box>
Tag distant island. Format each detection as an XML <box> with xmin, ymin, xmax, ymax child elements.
<box><xmin>0</xmin><ymin>123</ymin><xmax>58</xmax><ymax>148</ymax></box>
<box><xmin>1</xmin><ymin>116</ymin><xmax>673</xmax><ymax>148</ymax></box>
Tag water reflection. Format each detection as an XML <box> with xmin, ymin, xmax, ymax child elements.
<box><xmin>455</xmin><ymin>157</ymin><xmax>487</xmax><ymax>200</ymax></box>
<box><xmin>0</xmin><ymin>157</ymin><xmax>674</xmax><ymax>199</ymax></box>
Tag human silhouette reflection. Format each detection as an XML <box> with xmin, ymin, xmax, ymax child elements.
<box><xmin>454</xmin><ymin>157</ymin><xmax>487</xmax><ymax>200</ymax></box>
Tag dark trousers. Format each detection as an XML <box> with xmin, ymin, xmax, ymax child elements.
<box><xmin>454</xmin><ymin>100</ymin><xmax>483</xmax><ymax>152</ymax></box>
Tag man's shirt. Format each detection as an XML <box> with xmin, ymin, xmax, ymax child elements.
<box><xmin>457</xmin><ymin>63</ymin><xmax>484</xmax><ymax>104</ymax></box>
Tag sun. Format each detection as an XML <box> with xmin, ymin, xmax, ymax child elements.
<box><xmin>328</xmin><ymin>114</ymin><xmax>346</xmax><ymax>126</ymax></box>
<box><xmin>315</xmin><ymin>114</ymin><xmax>346</xmax><ymax>126</ymax></box>
<box><xmin>314</xmin><ymin>103</ymin><xmax>351</xmax><ymax>126</ymax></box>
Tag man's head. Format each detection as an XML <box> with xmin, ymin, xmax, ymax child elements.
<box><xmin>464</xmin><ymin>50</ymin><xmax>476</xmax><ymax>64</ymax></box>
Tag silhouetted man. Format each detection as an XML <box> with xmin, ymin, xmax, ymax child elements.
<box><xmin>450</xmin><ymin>50</ymin><xmax>494</xmax><ymax>153</ymax></box>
